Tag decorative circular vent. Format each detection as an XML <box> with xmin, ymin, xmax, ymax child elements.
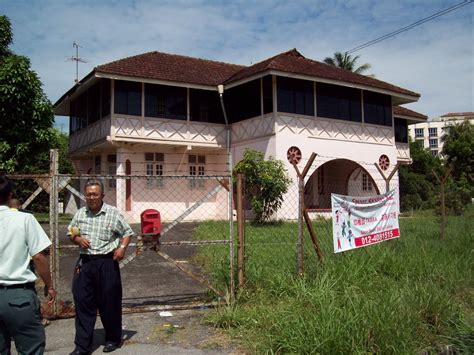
<box><xmin>287</xmin><ymin>146</ymin><xmax>302</xmax><ymax>165</ymax></box>
<box><xmin>378</xmin><ymin>154</ymin><xmax>390</xmax><ymax>171</ymax></box>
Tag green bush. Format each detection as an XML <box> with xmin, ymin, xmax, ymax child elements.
<box><xmin>233</xmin><ymin>149</ymin><xmax>291</xmax><ymax>223</ymax></box>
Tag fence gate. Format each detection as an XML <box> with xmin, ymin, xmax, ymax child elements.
<box><xmin>44</xmin><ymin>173</ymin><xmax>234</xmax><ymax>318</ymax></box>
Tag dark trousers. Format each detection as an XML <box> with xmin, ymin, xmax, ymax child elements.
<box><xmin>72</xmin><ymin>257</ymin><xmax>122</xmax><ymax>353</ymax></box>
<box><xmin>0</xmin><ymin>287</ymin><xmax>45</xmax><ymax>355</ymax></box>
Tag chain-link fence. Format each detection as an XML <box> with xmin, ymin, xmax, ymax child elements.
<box><xmin>5</xmin><ymin>149</ymin><xmax>461</xmax><ymax>316</ymax></box>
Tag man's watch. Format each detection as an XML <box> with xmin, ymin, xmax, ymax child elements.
<box><xmin>119</xmin><ymin>244</ymin><xmax>126</xmax><ymax>249</ymax></box>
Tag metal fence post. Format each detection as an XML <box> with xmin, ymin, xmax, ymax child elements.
<box><xmin>49</xmin><ymin>149</ymin><xmax>59</xmax><ymax>317</ymax></box>
<box><xmin>236</xmin><ymin>174</ymin><xmax>245</xmax><ymax>288</ymax></box>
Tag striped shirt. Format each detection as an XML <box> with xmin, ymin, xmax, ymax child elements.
<box><xmin>67</xmin><ymin>203</ymin><xmax>134</xmax><ymax>255</ymax></box>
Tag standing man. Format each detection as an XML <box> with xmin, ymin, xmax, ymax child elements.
<box><xmin>68</xmin><ymin>179</ymin><xmax>134</xmax><ymax>355</ymax></box>
<box><xmin>0</xmin><ymin>176</ymin><xmax>56</xmax><ymax>354</ymax></box>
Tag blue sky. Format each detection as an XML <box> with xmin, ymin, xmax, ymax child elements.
<box><xmin>1</xmin><ymin>0</ymin><xmax>473</xmax><ymax>132</ymax></box>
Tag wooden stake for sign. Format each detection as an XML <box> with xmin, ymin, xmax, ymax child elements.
<box><xmin>291</xmin><ymin>152</ymin><xmax>324</xmax><ymax>267</ymax></box>
<box><xmin>303</xmin><ymin>209</ymin><xmax>324</xmax><ymax>262</ymax></box>
<box><xmin>432</xmin><ymin>167</ymin><xmax>452</xmax><ymax>240</ymax></box>
<box><xmin>374</xmin><ymin>162</ymin><xmax>401</xmax><ymax>192</ymax></box>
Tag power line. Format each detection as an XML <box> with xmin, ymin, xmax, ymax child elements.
<box><xmin>345</xmin><ymin>0</ymin><xmax>473</xmax><ymax>54</ymax></box>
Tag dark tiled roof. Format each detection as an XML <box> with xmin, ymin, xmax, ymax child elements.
<box><xmin>393</xmin><ymin>105</ymin><xmax>427</xmax><ymax>120</ymax></box>
<box><xmin>94</xmin><ymin>49</ymin><xmax>419</xmax><ymax>98</ymax></box>
<box><xmin>440</xmin><ymin>112</ymin><xmax>474</xmax><ymax>117</ymax></box>
<box><xmin>95</xmin><ymin>51</ymin><xmax>244</xmax><ymax>86</ymax></box>
<box><xmin>225</xmin><ymin>49</ymin><xmax>420</xmax><ymax>98</ymax></box>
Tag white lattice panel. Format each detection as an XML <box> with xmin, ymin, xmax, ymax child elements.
<box><xmin>189</xmin><ymin>122</ymin><xmax>226</xmax><ymax>144</ymax></box>
<box><xmin>115</xmin><ymin>116</ymin><xmax>142</xmax><ymax>137</ymax></box>
<box><xmin>70</xmin><ymin>117</ymin><xmax>110</xmax><ymax>153</ymax></box>
<box><xmin>396</xmin><ymin>142</ymin><xmax>410</xmax><ymax>160</ymax></box>
<box><xmin>277</xmin><ymin>115</ymin><xmax>313</xmax><ymax>135</ymax></box>
<box><xmin>232</xmin><ymin>115</ymin><xmax>275</xmax><ymax>142</ymax></box>
<box><xmin>364</xmin><ymin>125</ymin><xmax>393</xmax><ymax>145</ymax></box>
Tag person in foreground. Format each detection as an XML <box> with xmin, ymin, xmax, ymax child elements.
<box><xmin>0</xmin><ymin>176</ymin><xmax>56</xmax><ymax>354</ymax></box>
<box><xmin>68</xmin><ymin>179</ymin><xmax>134</xmax><ymax>355</ymax></box>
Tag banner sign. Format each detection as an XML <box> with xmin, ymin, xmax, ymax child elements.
<box><xmin>331</xmin><ymin>190</ymin><xmax>400</xmax><ymax>253</ymax></box>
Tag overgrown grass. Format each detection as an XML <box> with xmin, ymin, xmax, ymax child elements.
<box><xmin>193</xmin><ymin>207</ymin><xmax>474</xmax><ymax>353</ymax></box>
<box><xmin>35</xmin><ymin>212</ymin><xmax>73</xmax><ymax>224</ymax></box>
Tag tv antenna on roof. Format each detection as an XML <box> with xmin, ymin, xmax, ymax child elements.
<box><xmin>66</xmin><ymin>41</ymin><xmax>88</xmax><ymax>84</ymax></box>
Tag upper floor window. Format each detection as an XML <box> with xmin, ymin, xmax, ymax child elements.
<box><xmin>114</xmin><ymin>80</ymin><xmax>142</xmax><ymax>116</ymax></box>
<box><xmin>107</xmin><ymin>154</ymin><xmax>117</xmax><ymax>189</ymax></box>
<box><xmin>145</xmin><ymin>84</ymin><xmax>186</xmax><ymax>120</ymax></box>
<box><xmin>262</xmin><ymin>75</ymin><xmax>273</xmax><ymax>115</ymax></box>
<box><xmin>70</xmin><ymin>79</ymin><xmax>111</xmax><ymax>134</ymax></box>
<box><xmin>414</xmin><ymin>128</ymin><xmax>424</xmax><ymax>138</ymax></box>
<box><xmin>190</xmin><ymin>89</ymin><xmax>223</xmax><ymax>123</ymax></box>
<box><xmin>189</xmin><ymin>154</ymin><xmax>206</xmax><ymax>188</ymax></box>
<box><xmin>145</xmin><ymin>152</ymin><xmax>164</xmax><ymax>188</ymax></box>
<box><xmin>277</xmin><ymin>77</ymin><xmax>314</xmax><ymax>116</ymax></box>
<box><xmin>226</xmin><ymin>79</ymin><xmax>261</xmax><ymax>123</ymax></box>
<box><xmin>429</xmin><ymin>138</ymin><xmax>438</xmax><ymax>148</ymax></box>
<box><xmin>363</xmin><ymin>91</ymin><xmax>392</xmax><ymax>126</ymax></box>
<box><xmin>428</xmin><ymin>127</ymin><xmax>438</xmax><ymax>137</ymax></box>
<box><xmin>317</xmin><ymin>82</ymin><xmax>361</xmax><ymax>122</ymax></box>
<box><xmin>394</xmin><ymin>117</ymin><xmax>408</xmax><ymax>143</ymax></box>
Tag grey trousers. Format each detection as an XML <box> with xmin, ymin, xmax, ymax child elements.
<box><xmin>0</xmin><ymin>287</ymin><xmax>45</xmax><ymax>355</ymax></box>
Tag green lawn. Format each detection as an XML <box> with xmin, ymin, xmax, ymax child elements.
<box><xmin>193</xmin><ymin>207</ymin><xmax>474</xmax><ymax>353</ymax></box>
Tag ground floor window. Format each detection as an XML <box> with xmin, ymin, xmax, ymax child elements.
<box><xmin>145</xmin><ymin>152</ymin><xmax>164</xmax><ymax>188</ymax></box>
<box><xmin>362</xmin><ymin>173</ymin><xmax>373</xmax><ymax>191</ymax></box>
<box><xmin>189</xmin><ymin>154</ymin><xmax>206</xmax><ymax>188</ymax></box>
<box><xmin>107</xmin><ymin>154</ymin><xmax>117</xmax><ymax>188</ymax></box>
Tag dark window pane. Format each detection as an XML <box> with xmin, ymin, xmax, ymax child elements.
<box><xmin>145</xmin><ymin>84</ymin><xmax>186</xmax><ymax>119</ymax></box>
<box><xmin>277</xmin><ymin>77</ymin><xmax>314</xmax><ymax>116</ymax></box>
<box><xmin>101</xmin><ymin>79</ymin><xmax>111</xmax><ymax>118</ymax></box>
<box><xmin>145</xmin><ymin>152</ymin><xmax>154</xmax><ymax>161</ymax></box>
<box><xmin>363</xmin><ymin>91</ymin><xmax>392</xmax><ymax>126</ymax></box>
<box><xmin>263</xmin><ymin>75</ymin><xmax>273</xmax><ymax>114</ymax></box>
<box><xmin>114</xmin><ymin>80</ymin><xmax>142</xmax><ymax>116</ymax></box>
<box><xmin>316</xmin><ymin>82</ymin><xmax>361</xmax><ymax>122</ymax></box>
<box><xmin>190</xmin><ymin>89</ymin><xmax>224</xmax><ymax>123</ymax></box>
<box><xmin>394</xmin><ymin>117</ymin><xmax>408</xmax><ymax>143</ymax></box>
<box><xmin>225</xmin><ymin>79</ymin><xmax>261</xmax><ymax>123</ymax></box>
<box><xmin>88</xmin><ymin>82</ymin><xmax>101</xmax><ymax>124</ymax></box>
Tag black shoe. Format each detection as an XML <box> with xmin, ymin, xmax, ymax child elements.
<box><xmin>103</xmin><ymin>342</ymin><xmax>120</xmax><ymax>353</ymax></box>
<box><xmin>69</xmin><ymin>350</ymin><xmax>91</xmax><ymax>355</ymax></box>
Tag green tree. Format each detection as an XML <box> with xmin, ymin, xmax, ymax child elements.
<box><xmin>440</xmin><ymin>120</ymin><xmax>474</xmax><ymax>213</ymax></box>
<box><xmin>323</xmin><ymin>52</ymin><xmax>372</xmax><ymax>75</ymax></box>
<box><xmin>441</xmin><ymin>120</ymin><xmax>473</xmax><ymax>184</ymax></box>
<box><xmin>399</xmin><ymin>139</ymin><xmax>441</xmax><ymax>211</ymax></box>
<box><xmin>233</xmin><ymin>149</ymin><xmax>291</xmax><ymax>223</ymax></box>
<box><xmin>0</xmin><ymin>15</ymin><xmax>55</xmax><ymax>173</ymax></box>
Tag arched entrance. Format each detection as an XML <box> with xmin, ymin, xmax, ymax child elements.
<box><xmin>304</xmin><ymin>159</ymin><xmax>379</xmax><ymax>210</ymax></box>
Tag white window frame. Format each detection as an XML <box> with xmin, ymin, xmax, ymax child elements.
<box><xmin>107</xmin><ymin>154</ymin><xmax>117</xmax><ymax>189</ymax></box>
<box><xmin>428</xmin><ymin>127</ymin><xmax>438</xmax><ymax>137</ymax></box>
<box><xmin>362</xmin><ymin>173</ymin><xmax>373</xmax><ymax>191</ymax></box>
<box><xmin>414</xmin><ymin>128</ymin><xmax>424</xmax><ymax>138</ymax></box>
<box><xmin>189</xmin><ymin>154</ymin><xmax>206</xmax><ymax>189</ymax></box>
<box><xmin>429</xmin><ymin>138</ymin><xmax>438</xmax><ymax>148</ymax></box>
<box><xmin>145</xmin><ymin>152</ymin><xmax>164</xmax><ymax>189</ymax></box>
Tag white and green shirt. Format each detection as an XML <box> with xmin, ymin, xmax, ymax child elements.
<box><xmin>68</xmin><ymin>203</ymin><xmax>134</xmax><ymax>255</ymax></box>
<box><xmin>0</xmin><ymin>205</ymin><xmax>51</xmax><ymax>285</ymax></box>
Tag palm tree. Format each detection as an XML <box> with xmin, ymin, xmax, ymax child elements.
<box><xmin>323</xmin><ymin>52</ymin><xmax>372</xmax><ymax>75</ymax></box>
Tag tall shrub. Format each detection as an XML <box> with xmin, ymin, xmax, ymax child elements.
<box><xmin>233</xmin><ymin>149</ymin><xmax>291</xmax><ymax>223</ymax></box>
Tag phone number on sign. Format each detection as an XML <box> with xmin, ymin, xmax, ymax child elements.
<box><xmin>355</xmin><ymin>229</ymin><xmax>399</xmax><ymax>247</ymax></box>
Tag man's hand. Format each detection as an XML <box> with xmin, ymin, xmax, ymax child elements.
<box><xmin>43</xmin><ymin>285</ymin><xmax>57</xmax><ymax>305</ymax></box>
<box><xmin>76</xmin><ymin>236</ymin><xmax>91</xmax><ymax>249</ymax></box>
<box><xmin>113</xmin><ymin>246</ymin><xmax>126</xmax><ymax>261</ymax></box>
